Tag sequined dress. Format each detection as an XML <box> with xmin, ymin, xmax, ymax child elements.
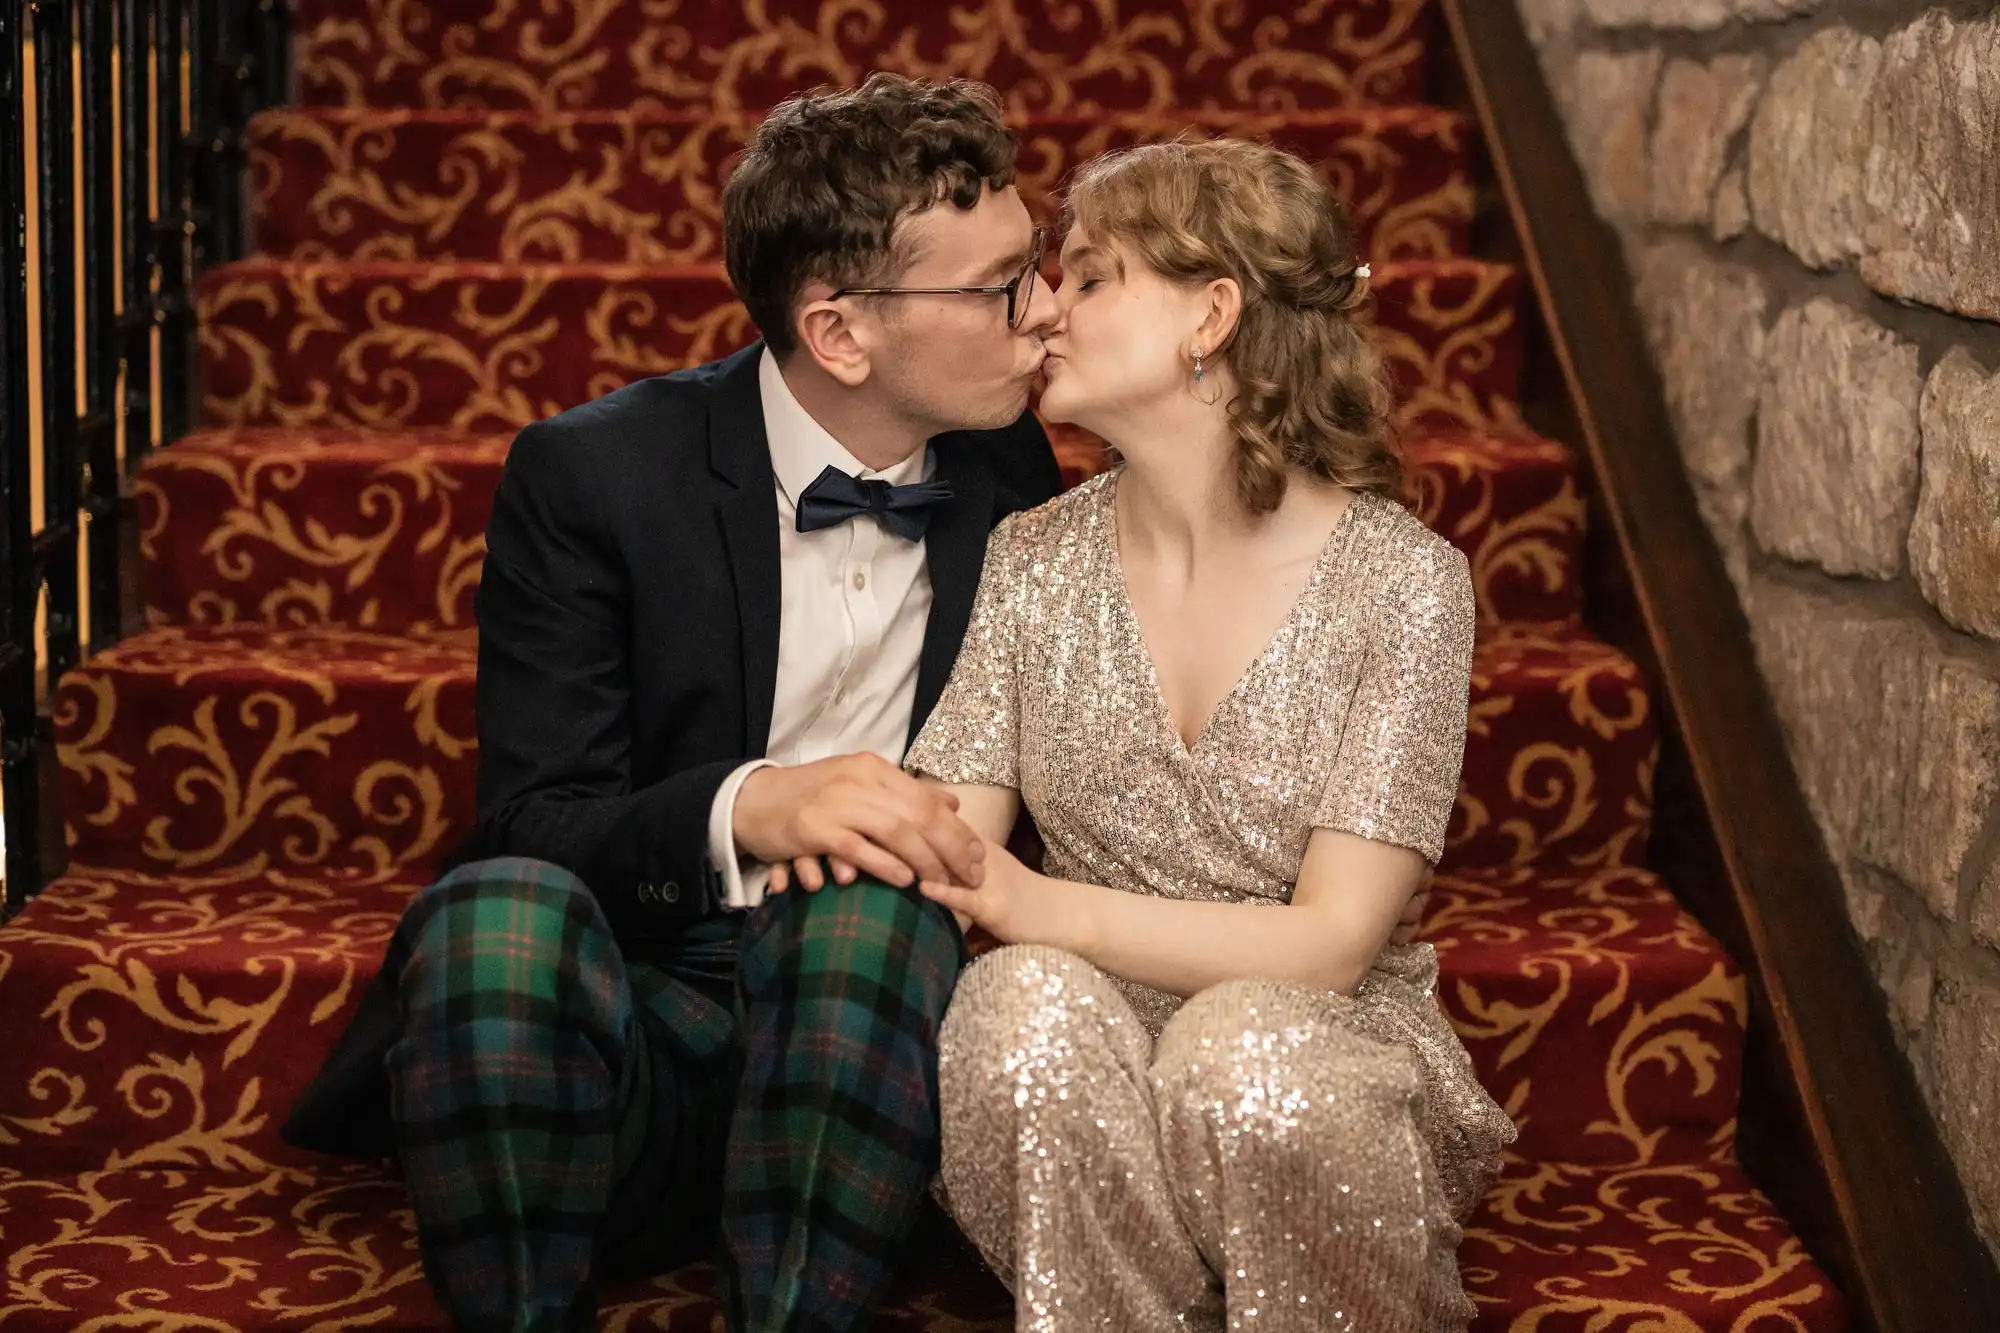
<box><xmin>903</xmin><ymin>471</ymin><xmax>1516</xmax><ymax>1332</ymax></box>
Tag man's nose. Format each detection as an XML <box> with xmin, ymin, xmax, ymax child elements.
<box><xmin>1019</xmin><ymin>270</ymin><xmax>1061</xmax><ymax>338</ymax></box>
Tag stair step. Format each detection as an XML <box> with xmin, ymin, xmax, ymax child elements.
<box><xmin>137</xmin><ymin>423</ymin><xmax>1580</xmax><ymax>635</ymax></box>
<box><xmin>195</xmin><ymin>259</ymin><xmax>1524</xmax><ymax>435</ymax></box>
<box><xmin>248</xmin><ymin>106</ymin><xmax>1474</xmax><ymax>266</ymax></box>
<box><xmin>1</xmin><ymin>859</ymin><xmax>1692</xmax><ymax>1176</ymax></box>
<box><xmin>53</xmin><ymin>621</ymin><xmax>1646</xmax><ymax>884</ymax></box>
<box><xmin>291</xmin><ymin>0</ymin><xmax>1438</xmax><ymax>114</ymax></box>
<box><xmin>1427</xmin><ymin>865</ymin><xmax>1739</xmax><ymax>1165</ymax></box>
<box><xmin>1446</xmin><ymin>622</ymin><xmax>1656</xmax><ymax>872</ymax></box>
<box><xmin>0</xmin><ymin>1154</ymin><xmax>1842</xmax><ymax>1330</ymax></box>
<box><xmin>1458</xmin><ymin>1156</ymin><xmax>1847</xmax><ymax>1329</ymax></box>
<box><xmin>0</xmin><ymin>864</ymin><xmax>419</xmax><ymax>1175</ymax></box>
<box><xmin>55</xmin><ymin>626</ymin><xmax>478</xmax><ymax>884</ymax></box>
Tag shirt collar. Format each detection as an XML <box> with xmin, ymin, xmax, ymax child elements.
<box><xmin>759</xmin><ymin>346</ymin><xmax>927</xmax><ymax>507</ymax></box>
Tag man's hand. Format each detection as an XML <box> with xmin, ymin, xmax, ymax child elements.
<box><xmin>1388</xmin><ymin>871</ymin><xmax>1432</xmax><ymax>946</ymax></box>
<box><xmin>736</xmin><ymin>753</ymin><xmax>985</xmax><ymax>894</ymax></box>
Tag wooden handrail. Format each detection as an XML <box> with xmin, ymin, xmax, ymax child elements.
<box><xmin>1436</xmin><ymin>3</ymin><xmax>2000</xmax><ymax>1328</ymax></box>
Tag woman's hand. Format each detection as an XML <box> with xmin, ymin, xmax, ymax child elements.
<box><xmin>918</xmin><ymin>837</ymin><xmax>1079</xmax><ymax>946</ymax></box>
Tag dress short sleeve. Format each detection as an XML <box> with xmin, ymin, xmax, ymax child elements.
<box><xmin>903</xmin><ymin>512</ymin><xmax>1029</xmax><ymax>788</ymax></box>
<box><xmin>1313</xmin><ymin>532</ymin><xmax>1475</xmax><ymax>864</ymax></box>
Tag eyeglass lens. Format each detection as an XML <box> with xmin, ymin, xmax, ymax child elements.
<box><xmin>1010</xmin><ymin>231</ymin><xmax>1045</xmax><ymax>329</ymax></box>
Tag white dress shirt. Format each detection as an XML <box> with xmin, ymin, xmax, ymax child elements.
<box><xmin>705</xmin><ymin>347</ymin><xmax>937</xmax><ymax>907</ymax></box>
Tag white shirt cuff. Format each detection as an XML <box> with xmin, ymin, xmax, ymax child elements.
<box><xmin>708</xmin><ymin>759</ymin><xmax>778</xmax><ymax>910</ymax></box>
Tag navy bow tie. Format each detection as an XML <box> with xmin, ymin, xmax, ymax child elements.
<box><xmin>795</xmin><ymin>465</ymin><xmax>955</xmax><ymax>542</ymax></box>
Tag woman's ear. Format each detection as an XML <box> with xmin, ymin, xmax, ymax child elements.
<box><xmin>1195</xmin><ymin>276</ymin><xmax>1243</xmax><ymax>359</ymax></box>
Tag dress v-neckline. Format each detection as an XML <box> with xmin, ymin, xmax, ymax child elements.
<box><xmin>1102</xmin><ymin>471</ymin><xmax>1364</xmax><ymax>760</ymax></box>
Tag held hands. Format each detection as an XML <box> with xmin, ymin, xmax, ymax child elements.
<box><xmin>734</xmin><ymin>753</ymin><xmax>986</xmax><ymax>895</ymax></box>
<box><xmin>917</xmin><ymin>837</ymin><xmax>1076</xmax><ymax>946</ymax></box>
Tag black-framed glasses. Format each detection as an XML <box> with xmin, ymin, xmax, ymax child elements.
<box><xmin>830</xmin><ymin>226</ymin><xmax>1047</xmax><ymax>330</ymax></box>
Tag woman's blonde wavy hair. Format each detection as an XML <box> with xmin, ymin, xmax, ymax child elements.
<box><xmin>1061</xmin><ymin>137</ymin><xmax>1400</xmax><ymax>513</ymax></box>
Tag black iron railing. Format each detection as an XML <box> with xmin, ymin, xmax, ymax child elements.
<box><xmin>0</xmin><ymin>0</ymin><xmax>290</xmax><ymax>915</ymax></box>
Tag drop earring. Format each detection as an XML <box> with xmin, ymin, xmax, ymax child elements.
<box><xmin>1193</xmin><ymin>347</ymin><xmax>1205</xmax><ymax>383</ymax></box>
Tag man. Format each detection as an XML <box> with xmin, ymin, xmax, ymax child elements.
<box><xmin>284</xmin><ymin>74</ymin><xmax>1064</xmax><ymax>1332</ymax></box>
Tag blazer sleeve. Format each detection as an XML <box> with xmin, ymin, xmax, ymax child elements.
<box><xmin>457</xmin><ymin>416</ymin><xmax>742</xmax><ymax>933</ymax></box>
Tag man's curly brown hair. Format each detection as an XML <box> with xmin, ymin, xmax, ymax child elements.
<box><xmin>722</xmin><ymin>73</ymin><xmax>1019</xmax><ymax>358</ymax></box>
<box><xmin>1061</xmin><ymin>137</ymin><xmax>1400</xmax><ymax>512</ymax></box>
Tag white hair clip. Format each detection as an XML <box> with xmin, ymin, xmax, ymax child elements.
<box><xmin>1355</xmin><ymin>264</ymin><xmax>1372</xmax><ymax>280</ymax></box>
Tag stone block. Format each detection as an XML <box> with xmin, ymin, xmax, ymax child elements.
<box><xmin>1750</xmin><ymin>299</ymin><xmax>1921</xmax><ymax>579</ymax></box>
<box><xmin>1924</xmin><ymin>964</ymin><xmax>2000</xmax><ymax>1256</ymax></box>
<box><xmin>1859</xmin><ymin>13</ymin><xmax>2000</xmax><ymax>322</ymax></box>
<box><xmin>1975</xmin><ymin>853</ymin><xmax>2000</xmax><ymax>954</ymax></box>
<box><xmin>1747</xmin><ymin>577</ymin><xmax>2000</xmax><ymax>922</ymax></box>
<box><xmin>1582</xmin><ymin>0</ymin><xmax>1827</xmax><ymax>30</ymax></box>
<box><xmin>1516</xmin><ymin>0</ymin><xmax>1583</xmax><ymax>45</ymax></box>
<box><xmin>1747</xmin><ymin>27</ymin><xmax>1879</xmax><ymax>269</ymax></box>
<box><xmin>1633</xmin><ymin>241</ymin><xmax>1765</xmax><ymax>584</ymax></box>
<box><xmin>1649</xmin><ymin>55</ymin><xmax>1764</xmax><ymax>227</ymax></box>
<box><xmin>1911</xmin><ymin>351</ymin><xmax>2000</xmax><ymax>641</ymax></box>
<box><xmin>1712</xmin><ymin>164</ymin><xmax>1749</xmax><ymax>241</ymax></box>
<box><xmin>1892</xmin><ymin>944</ymin><xmax>1936</xmax><ymax>1045</ymax></box>
<box><xmin>1570</xmin><ymin>49</ymin><xmax>1661</xmax><ymax>224</ymax></box>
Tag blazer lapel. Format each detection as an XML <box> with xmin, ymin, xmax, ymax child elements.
<box><xmin>710</xmin><ymin>346</ymin><xmax>782</xmax><ymax>756</ymax></box>
<box><xmin>910</xmin><ymin>434</ymin><xmax>995</xmax><ymax>747</ymax></box>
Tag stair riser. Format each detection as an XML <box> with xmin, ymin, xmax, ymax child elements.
<box><xmin>53</xmin><ymin>632</ymin><xmax>1649</xmax><ymax>887</ymax></box>
<box><xmin>293</xmin><ymin>0</ymin><xmax>1437</xmax><ymax>113</ymax></box>
<box><xmin>251</xmin><ymin>109</ymin><xmax>1474</xmax><ymax>267</ymax></box>
<box><xmin>0</xmin><ymin>870</ymin><xmax>1724</xmax><ymax>1178</ymax></box>
<box><xmin>1444</xmin><ymin>629</ymin><xmax>1657</xmax><ymax>874</ymax></box>
<box><xmin>196</xmin><ymin>263</ymin><xmax>1525</xmax><ymax>434</ymax></box>
<box><xmin>138</xmin><ymin>432</ymin><xmax>1582</xmax><ymax>634</ymax></box>
<box><xmin>55</xmin><ymin>631</ymin><xmax>478</xmax><ymax>886</ymax></box>
<box><xmin>1431</xmin><ymin>871</ymin><xmax>1745</xmax><ymax>1164</ymax></box>
<box><xmin>0</xmin><ymin>870</ymin><xmax>414</xmax><ymax>1177</ymax></box>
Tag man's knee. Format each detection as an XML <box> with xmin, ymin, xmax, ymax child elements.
<box><xmin>397</xmin><ymin>855</ymin><xmax>624</xmax><ymax>1020</ymax></box>
<box><xmin>739</xmin><ymin>875</ymin><xmax>963</xmax><ymax>1018</ymax></box>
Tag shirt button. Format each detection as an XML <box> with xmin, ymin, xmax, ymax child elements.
<box><xmin>852</xmin><ymin>569</ymin><xmax>867</xmax><ymax>591</ymax></box>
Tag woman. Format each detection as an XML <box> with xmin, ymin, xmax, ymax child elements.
<box><xmin>900</xmin><ymin>138</ymin><xmax>1516</xmax><ymax>1331</ymax></box>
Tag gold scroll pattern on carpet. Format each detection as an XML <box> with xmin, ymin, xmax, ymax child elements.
<box><xmin>195</xmin><ymin>263</ymin><xmax>1522</xmax><ymax>434</ymax></box>
<box><xmin>0</xmin><ymin>863</ymin><xmax>1830</xmax><ymax>1328</ymax></box>
<box><xmin>54</xmin><ymin>627</ymin><xmax>478</xmax><ymax>885</ymax></box>
<box><xmin>133</xmin><ymin>427</ymin><xmax>1585</xmax><ymax>635</ymax></box>
<box><xmin>50</xmin><ymin>628</ymin><xmax>1649</xmax><ymax>885</ymax></box>
<box><xmin>134</xmin><ymin>432</ymin><xmax>502</xmax><ymax>633</ymax></box>
<box><xmin>293</xmin><ymin>0</ymin><xmax>1436</xmax><ymax>114</ymax></box>
<box><xmin>247</xmin><ymin>107</ymin><xmax>1475</xmax><ymax>267</ymax></box>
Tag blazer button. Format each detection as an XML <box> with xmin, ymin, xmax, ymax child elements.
<box><xmin>660</xmin><ymin>881</ymin><xmax>681</xmax><ymax>904</ymax></box>
<box><xmin>637</xmin><ymin>882</ymin><xmax>657</xmax><ymax>906</ymax></box>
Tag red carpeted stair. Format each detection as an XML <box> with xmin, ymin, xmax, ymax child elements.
<box><xmin>0</xmin><ymin>2</ymin><xmax>1847</xmax><ymax>1328</ymax></box>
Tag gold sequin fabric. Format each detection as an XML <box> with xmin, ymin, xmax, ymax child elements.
<box><xmin>905</xmin><ymin>471</ymin><xmax>1515</xmax><ymax>1329</ymax></box>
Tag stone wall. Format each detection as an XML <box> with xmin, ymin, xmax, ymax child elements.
<box><xmin>1514</xmin><ymin>0</ymin><xmax>2000</xmax><ymax>1259</ymax></box>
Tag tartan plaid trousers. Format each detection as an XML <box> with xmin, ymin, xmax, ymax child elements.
<box><xmin>383</xmin><ymin>854</ymin><xmax>965</xmax><ymax>1333</ymax></box>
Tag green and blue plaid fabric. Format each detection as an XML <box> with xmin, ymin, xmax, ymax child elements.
<box><xmin>383</xmin><ymin>855</ymin><xmax>962</xmax><ymax>1333</ymax></box>
<box><xmin>723</xmin><ymin>869</ymin><xmax>966</xmax><ymax>1330</ymax></box>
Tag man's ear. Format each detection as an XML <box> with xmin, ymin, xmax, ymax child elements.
<box><xmin>795</xmin><ymin>291</ymin><xmax>873</xmax><ymax>388</ymax></box>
